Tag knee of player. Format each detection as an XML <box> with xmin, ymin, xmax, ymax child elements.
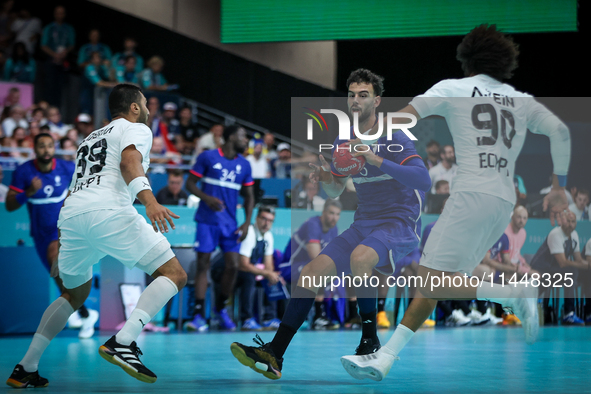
<box><xmin>349</xmin><ymin>249</ymin><xmax>375</xmax><ymax>272</ymax></box>
<box><xmin>175</xmin><ymin>269</ymin><xmax>188</xmax><ymax>290</ymax></box>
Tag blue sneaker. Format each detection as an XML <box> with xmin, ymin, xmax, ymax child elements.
<box><xmin>262</xmin><ymin>318</ymin><xmax>281</xmax><ymax>330</ymax></box>
<box><xmin>562</xmin><ymin>312</ymin><xmax>585</xmax><ymax>325</ymax></box>
<box><xmin>241</xmin><ymin>318</ymin><xmax>262</xmax><ymax>331</ymax></box>
<box><xmin>215</xmin><ymin>308</ymin><xmax>237</xmax><ymax>331</ymax></box>
<box><xmin>186</xmin><ymin>314</ymin><xmax>208</xmax><ymax>332</ymax></box>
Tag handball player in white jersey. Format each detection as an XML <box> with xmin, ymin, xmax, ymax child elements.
<box><xmin>6</xmin><ymin>84</ymin><xmax>187</xmax><ymax>388</ymax></box>
<box><xmin>341</xmin><ymin>24</ymin><xmax>571</xmax><ymax>381</ymax></box>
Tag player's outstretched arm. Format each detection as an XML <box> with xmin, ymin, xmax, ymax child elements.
<box><xmin>120</xmin><ymin>145</ymin><xmax>179</xmax><ymax>233</ymax></box>
<box><xmin>309</xmin><ymin>154</ymin><xmax>348</xmax><ymax>198</ymax></box>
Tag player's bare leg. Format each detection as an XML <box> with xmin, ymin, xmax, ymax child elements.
<box><xmin>7</xmin><ymin>280</ymin><xmax>91</xmax><ymax>388</ymax></box>
<box><xmin>99</xmin><ymin>257</ymin><xmax>186</xmax><ymax>384</ymax></box>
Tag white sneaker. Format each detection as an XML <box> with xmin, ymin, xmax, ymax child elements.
<box><xmin>446</xmin><ymin>309</ymin><xmax>472</xmax><ymax>327</ymax></box>
<box><xmin>468</xmin><ymin>309</ymin><xmax>490</xmax><ymax>325</ymax></box>
<box><xmin>482</xmin><ymin>308</ymin><xmax>503</xmax><ymax>325</ymax></box>
<box><xmin>79</xmin><ymin>309</ymin><xmax>99</xmax><ymax>339</ymax></box>
<box><xmin>502</xmin><ymin>283</ymin><xmax>539</xmax><ymax>344</ymax></box>
<box><xmin>341</xmin><ymin>348</ymin><xmax>399</xmax><ymax>381</ymax></box>
<box><xmin>67</xmin><ymin>311</ymin><xmax>83</xmax><ymax>329</ymax></box>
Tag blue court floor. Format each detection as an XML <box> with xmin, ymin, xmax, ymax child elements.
<box><xmin>2</xmin><ymin>326</ymin><xmax>590</xmax><ymax>393</ymax></box>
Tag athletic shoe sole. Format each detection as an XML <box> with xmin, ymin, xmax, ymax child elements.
<box><xmin>6</xmin><ymin>378</ymin><xmax>48</xmax><ymax>388</ymax></box>
<box><xmin>98</xmin><ymin>345</ymin><xmax>156</xmax><ymax>384</ymax></box>
<box><xmin>230</xmin><ymin>343</ymin><xmax>281</xmax><ymax>380</ymax></box>
<box><xmin>340</xmin><ymin>356</ymin><xmax>387</xmax><ymax>381</ymax></box>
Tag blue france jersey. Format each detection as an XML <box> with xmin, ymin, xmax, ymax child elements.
<box><xmin>290</xmin><ymin>216</ymin><xmax>338</xmax><ymax>269</ymax></box>
<box><xmin>191</xmin><ymin>148</ymin><xmax>254</xmax><ymax>232</ymax></box>
<box><xmin>330</xmin><ymin>130</ymin><xmax>425</xmax><ymax>226</ymax></box>
<box><xmin>489</xmin><ymin>233</ymin><xmax>510</xmax><ymax>261</ymax></box>
<box><xmin>9</xmin><ymin>159</ymin><xmax>74</xmax><ymax>238</ymax></box>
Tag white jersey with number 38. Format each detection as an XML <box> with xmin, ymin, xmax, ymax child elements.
<box><xmin>59</xmin><ymin>118</ymin><xmax>152</xmax><ymax>221</ymax></box>
<box><xmin>410</xmin><ymin>74</ymin><xmax>558</xmax><ymax>204</ymax></box>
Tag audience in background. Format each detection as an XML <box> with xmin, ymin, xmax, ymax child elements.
<box><xmin>2</xmin><ymin>105</ymin><xmax>27</xmax><ymax>136</ymax></box>
<box><xmin>428</xmin><ymin>144</ymin><xmax>457</xmax><ymax>194</ymax></box>
<box><xmin>271</xmin><ymin>142</ymin><xmax>291</xmax><ymax>179</ymax></box>
<box><xmin>111</xmin><ymin>36</ymin><xmax>144</xmax><ymax>73</ymax></box>
<box><xmin>155</xmin><ymin>169</ymin><xmax>188</xmax><ymax>206</ymax></box>
<box><xmin>45</xmin><ymin>106</ymin><xmax>70</xmax><ymax>138</ymax></box>
<box><xmin>569</xmin><ymin>189</ymin><xmax>589</xmax><ymax>221</ymax></box>
<box><xmin>423</xmin><ymin>140</ymin><xmax>441</xmax><ymax>170</ymax></box>
<box><xmin>197</xmin><ymin>123</ymin><xmax>224</xmax><ymax>155</ymax></box>
<box><xmin>139</xmin><ymin>56</ymin><xmax>170</xmax><ymax>91</ymax></box>
<box><xmin>77</xmin><ymin>28</ymin><xmax>112</xmax><ymax>69</ymax></box>
<box><xmin>177</xmin><ymin>106</ymin><xmax>200</xmax><ymax>155</ymax></box>
<box><xmin>4</xmin><ymin>42</ymin><xmax>36</xmax><ymax>83</ymax></box>
<box><xmin>11</xmin><ymin>7</ymin><xmax>42</xmax><ymax>55</ymax></box>
<box><xmin>114</xmin><ymin>55</ymin><xmax>139</xmax><ymax>84</ymax></box>
<box><xmin>246</xmin><ymin>139</ymin><xmax>270</xmax><ymax>179</ymax></box>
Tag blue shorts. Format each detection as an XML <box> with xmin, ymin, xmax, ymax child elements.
<box><xmin>195</xmin><ymin>222</ymin><xmax>240</xmax><ymax>254</ymax></box>
<box><xmin>320</xmin><ymin>218</ymin><xmax>420</xmax><ymax>276</ymax></box>
<box><xmin>34</xmin><ymin>229</ymin><xmax>59</xmax><ymax>272</ymax></box>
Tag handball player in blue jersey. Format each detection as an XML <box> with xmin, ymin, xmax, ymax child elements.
<box><xmin>230</xmin><ymin>69</ymin><xmax>431</xmax><ymax>380</ymax></box>
<box><xmin>5</xmin><ymin>133</ymin><xmax>98</xmax><ymax>339</ymax></box>
<box><xmin>185</xmin><ymin>125</ymin><xmax>255</xmax><ymax>331</ymax></box>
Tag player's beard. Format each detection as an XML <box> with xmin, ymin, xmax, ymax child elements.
<box><xmin>37</xmin><ymin>154</ymin><xmax>53</xmax><ymax>165</ymax></box>
<box><xmin>138</xmin><ymin>107</ymin><xmax>149</xmax><ymax>125</ymax></box>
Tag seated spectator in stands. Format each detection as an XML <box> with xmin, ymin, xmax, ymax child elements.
<box><xmin>530</xmin><ymin>211</ymin><xmax>590</xmax><ymax>325</ymax></box>
<box><xmin>78</xmin><ymin>28</ymin><xmax>112</xmax><ymax>69</ymax></box>
<box><xmin>28</xmin><ymin>120</ymin><xmax>41</xmax><ymax>139</ymax></box>
<box><xmin>41</xmin><ymin>5</ymin><xmax>76</xmax><ymax>106</ymax></box>
<box><xmin>147</xmin><ymin>96</ymin><xmax>162</xmax><ymax>132</ymax></box>
<box><xmin>428</xmin><ymin>144</ymin><xmax>457</xmax><ymax>194</ymax></box>
<box><xmin>139</xmin><ymin>56</ymin><xmax>171</xmax><ymax>91</ymax></box>
<box><xmin>231</xmin><ymin>206</ymin><xmax>280</xmax><ymax>330</ymax></box>
<box><xmin>568</xmin><ymin>189</ymin><xmax>589</xmax><ymax>221</ymax></box>
<box><xmin>4</xmin><ymin>42</ymin><xmax>36</xmax><ymax>83</ymax></box>
<box><xmin>156</xmin><ymin>169</ymin><xmax>188</xmax><ymax>206</ymax></box>
<box><xmin>114</xmin><ymin>55</ymin><xmax>139</xmax><ymax>84</ymax></box>
<box><xmin>425</xmin><ymin>179</ymin><xmax>449</xmax><ymax>213</ymax></box>
<box><xmin>161</xmin><ymin>102</ymin><xmax>180</xmax><ymax>136</ymax></box>
<box><xmin>65</xmin><ymin>128</ymin><xmax>79</xmax><ymax>144</ymax></box>
<box><xmin>293</xmin><ymin>177</ymin><xmax>325</xmax><ymax>211</ymax></box>
<box><xmin>246</xmin><ymin>139</ymin><xmax>270</xmax><ymax>179</ymax></box>
<box><xmin>423</xmin><ymin>140</ymin><xmax>440</xmax><ymax>170</ymax></box>
<box><xmin>58</xmin><ymin>136</ymin><xmax>76</xmax><ymax>161</ymax></box>
<box><xmin>11</xmin><ymin>126</ymin><xmax>30</xmax><ymax>147</ymax></box>
<box><xmin>111</xmin><ymin>36</ymin><xmax>144</xmax><ymax>73</ymax></box>
<box><xmin>74</xmin><ymin>113</ymin><xmax>93</xmax><ymax>141</ymax></box>
<box><xmin>271</xmin><ymin>142</ymin><xmax>291</xmax><ymax>178</ymax></box>
<box><xmin>264</xmin><ymin>132</ymin><xmax>277</xmax><ymax>161</ymax></box>
<box><xmin>83</xmin><ymin>51</ymin><xmax>116</xmax><ymax>87</ymax></box>
<box><xmin>149</xmin><ymin>136</ymin><xmax>180</xmax><ymax>170</ymax></box>
<box><xmin>45</xmin><ymin>106</ymin><xmax>70</xmax><ymax>138</ymax></box>
<box><xmin>29</xmin><ymin>107</ymin><xmax>46</xmax><ymax>125</ymax></box>
<box><xmin>177</xmin><ymin>106</ymin><xmax>200</xmax><ymax>155</ymax></box>
<box><xmin>196</xmin><ymin>123</ymin><xmax>224</xmax><ymax>155</ymax></box>
<box><xmin>2</xmin><ymin>104</ymin><xmax>28</xmax><ymax>136</ymax></box>
<box><xmin>10</xmin><ymin>7</ymin><xmax>41</xmax><ymax>55</ymax></box>
<box><xmin>0</xmin><ymin>163</ymin><xmax>7</xmax><ymax>202</ymax></box>
<box><xmin>2</xmin><ymin>86</ymin><xmax>21</xmax><ymax>108</ymax></box>
<box><xmin>504</xmin><ymin>206</ymin><xmax>534</xmax><ymax>273</ymax></box>
<box><xmin>435</xmin><ymin>179</ymin><xmax>449</xmax><ymax>194</ymax></box>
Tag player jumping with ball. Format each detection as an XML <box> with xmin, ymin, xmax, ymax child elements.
<box><xmin>229</xmin><ymin>68</ymin><xmax>431</xmax><ymax>380</ymax></box>
<box><xmin>340</xmin><ymin>24</ymin><xmax>570</xmax><ymax>381</ymax></box>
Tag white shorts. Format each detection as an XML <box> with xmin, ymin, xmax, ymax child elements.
<box><xmin>421</xmin><ymin>192</ymin><xmax>514</xmax><ymax>275</ymax></box>
<box><xmin>58</xmin><ymin>207</ymin><xmax>175</xmax><ymax>289</ymax></box>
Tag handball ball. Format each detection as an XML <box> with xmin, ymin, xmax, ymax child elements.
<box><xmin>332</xmin><ymin>143</ymin><xmax>365</xmax><ymax>176</ymax></box>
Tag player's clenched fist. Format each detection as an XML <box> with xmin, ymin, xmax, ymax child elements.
<box><xmin>26</xmin><ymin>176</ymin><xmax>43</xmax><ymax>196</ymax></box>
<box><xmin>145</xmin><ymin>201</ymin><xmax>180</xmax><ymax>233</ymax></box>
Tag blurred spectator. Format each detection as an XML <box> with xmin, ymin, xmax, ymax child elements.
<box><xmin>155</xmin><ymin>169</ymin><xmax>188</xmax><ymax>206</ymax></box>
<box><xmin>45</xmin><ymin>106</ymin><xmax>70</xmax><ymax>138</ymax></box>
<box><xmin>80</xmin><ymin>51</ymin><xmax>117</xmax><ymax>114</ymax></box>
<box><xmin>10</xmin><ymin>7</ymin><xmax>41</xmax><ymax>55</ymax></box>
<box><xmin>264</xmin><ymin>132</ymin><xmax>277</xmax><ymax>161</ymax></box>
<box><xmin>270</xmin><ymin>142</ymin><xmax>291</xmax><ymax>179</ymax></box>
<box><xmin>65</xmin><ymin>128</ymin><xmax>79</xmax><ymax>144</ymax></box>
<box><xmin>11</xmin><ymin>126</ymin><xmax>28</xmax><ymax>145</ymax></box>
<box><xmin>29</xmin><ymin>106</ymin><xmax>46</xmax><ymax>125</ymax></box>
<box><xmin>0</xmin><ymin>0</ymin><xmax>14</xmax><ymax>52</ymax></box>
<box><xmin>114</xmin><ymin>55</ymin><xmax>139</xmax><ymax>84</ymax></box>
<box><xmin>293</xmin><ymin>177</ymin><xmax>325</xmax><ymax>211</ymax></box>
<box><xmin>530</xmin><ymin>211</ymin><xmax>590</xmax><ymax>325</ymax></box>
<box><xmin>177</xmin><ymin>106</ymin><xmax>199</xmax><ymax>155</ymax></box>
<box><xmin>74</xmin><ymin>113</ymin><xmax>93</xmax><ymax>141</ymax></box>
<box><xmin>149</xmin><ymin>136</ymin><xmax>180</xmax><ymax>169</ymax></box>
<box><xmin>428</xmin><ymin>144</ymin><xmax>457</xmax><ymax>194</ymax></box>
<box><xmin>568</xmin><ymin>189</ymin><xmax>589</xmax><ymax>221</ymax></box>
<box><xmin>434</xmin><ymin>179</ymin><xmax>449</xmax><ymax>194</ymax></box>
<box><xmin>58</xmin><ymin>136</ymin><xmax>76</xmax><ymax>160</ymax></box>
<box><xmin>246</xmin><ymin>139</ymin><xmax>270</xmax><ymax>179</ymax></box>
<box><xmin>423</xmin><ymin>140</ymin><xmax>441</xmax><ymax>169</ymax></box>
<box><xmin>0</xmin><ymin>163</ymin><xmax>7</xmax><ymax>202</ymax></box>
<box><xmin>28</xmin><ymin>120</ymin><xmax>40</xmax><ymax>138</ymax></box>
<box><xmin>4</xmin><ymin>41</ymin><xmax>36</xmax><ymax>83</ymax></box>
<box><xmin>157</xmin><ymin>102</ymin><xmax>179</xmax><ymax>153</ymax></box>
<box><xmin>41</xmin><ymin>5</ymin><xmax>75</xmax><ymax>106</ymax></box>
<box><xmin>196</xmin><ymin>123</ymin><xmax>224</xmax><ymax>155</ymax></box>
<box><xmin>3</xmin><ymin>86</ymin><xmax>20</xmax><ymax>108</ymax></box>
<box><xmin>147</xmin><ymin>96</ymin><xmax>161</xmax><ymax>132</ymax></box>
<box><xmin>2</xmin><ymin>104</ymin><xmax>27</xmax><ymax>136</ymax></box>
<box><xmin>139</xmin><ymin>56</ymin><xmax>171</xmax><ymax>91</ymax></box>
<box><xmin>77</xmin><ymin>28</ymin><xmax>112</xmax><ymax>68</ymax></box>
<box><xmin>111</xmin><ymin>36</ymin><xmax>144</xmax><ymax>73</ymax></box>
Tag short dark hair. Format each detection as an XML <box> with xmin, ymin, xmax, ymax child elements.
<box><xmin>346</xmin><ymin>68</ymin><xmax>385</xmax><ymax>96</ymax></box>
<box><xmin>435</xmin><ymin>180</ymin><xmax>449</xmax><ymax>190</ymax></box>
<box><xmin>258</xmin><ymin>205</ymin><xmax>276</xmax><ymax>216</ymax></box>
<box><xmin>223</xmin><ymin>124</ymin><xmax>244</xmax><ymax>141</ymax></box>
<box><xmin>456</xmin><ymin>24</ymin><xmax>519</xmax><ymax>81</ymax></box>
<box><xmin>108</xmin><ymin>84</ymin><xmax>143</xmax><ymax>118</ymax></box>
<box><xmin>426</xmin><ymin>140</ymin><xmax>440</xmax><ymax>148</ymax></box>
<box><xmin>168</xmin><ymin>169</ymin><xmax>184</xmax><ymax>178</ymax></box>
<box><xmin>40</xmin><ymin>125</ymin><xmax>50</xmax><ymax>132</ymax></box>
<box><xmin>576</xmin><ymin>189</ymin><xmax>590</xmax><ymax>199</ymax></box>
<box><xmin>34</xmin><ymin>133</ymin><xmax>53</xmax><ymax>146</ymax></box>
<box><xmin>323</xmin><ymin>198</ymin><xmax>342</xmax><ymax>212</ymax></box>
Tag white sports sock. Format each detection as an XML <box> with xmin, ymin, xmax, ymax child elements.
<box><xmin>382</xmin><ymin>324</ymin><xmax>414</xmax><ymax>357</ymax></box>
<box><xmin>116</xmin><ymin>276</ymin><xmax>178</xmax><ymax>345</ymax></box>
<box><xmin>476</xmin><ymin>282</ymin><xmax>513</xmax><ymax>305</ymax></box>
<box><xmin>20</xmin><ymin>297</ymin><xmax>74</xmax><ymax>372</ymax></box>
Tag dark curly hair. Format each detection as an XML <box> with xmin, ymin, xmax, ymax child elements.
<box><xmin>456</xmin><ymin>24</ymin><xmax>519</xmax><ymax>81</ymax></box>
<box><xmin>346</xmin><ymin>68</ymin><xmax>385</xmax><ymax>96</ymax></box>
